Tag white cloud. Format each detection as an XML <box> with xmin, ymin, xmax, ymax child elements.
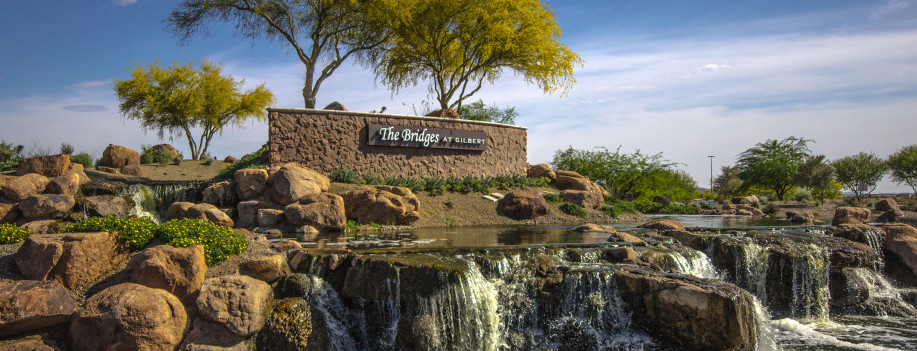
<box><xmin>113</xmin><ymin>0</ymin><xmax>139</xmax><ymax>7</ymax></box>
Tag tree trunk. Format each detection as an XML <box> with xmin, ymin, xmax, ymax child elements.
<box><xmin>303</xmin><ymin>85</ymin><xmax>316</xmax><ymax>109</ymax></box>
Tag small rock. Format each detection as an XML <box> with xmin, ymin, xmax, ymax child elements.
<box><xmin>271</xmin><ymin>240</ymin><xmax>302</xmax><ymax>252</ymax></box>
<box><xmin>561</xmin><ymin>189</ymin><xmax>602</xmax><ymax>209</ymax></box>
<box><xmin>223</xmin><ymin>156</ymin><xmax>239</xmax><ymax>164</ymax></box>
<box><xmin>607</xmin><ymin>232</ymin><xmax>644</xmax><ymax>244</ymax></box>
<box><xmin>572</xmin><ymin>223</ymin><xmax>616</xmax><ymax>233</ymax></box>
<box><xmin>639</xmin><ymin>219</ymin><xmax>686</xmax><ymax>232</ymax></box>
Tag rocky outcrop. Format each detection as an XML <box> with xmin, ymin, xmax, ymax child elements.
<box><xmin>496</xmin><ymin>190</ymin><xmax>548</xmax><ymax>221</ymax></box>
<box><xmin>98</xmin><ymin>144</ymin><xmax>140</xmax><ymax>169</ymax></box>
<box><xmin>526</xmin><ymin>163</ymin><xmax>556</xmax><ymax>181</ymax></box>
<box><xmin>0</xmin><ymin>280</ymin><xmax>75</xmax><ymax>338</ymax></box>
<box><xmin>560</xmin><ymin>189</ymin><xmax>602</xmax><ymax>209</ymax></box>
<box><xmin>196</xmin><ymin>275</ymin><xmax>273</xmax><ymax>337</ymax></box>
<box><xmin>70</xmin><ymin>283</ymin><xmax>188</xmax><ymax>351</ymax></box>
<box><xmin>2</xmin><ymin>174</ymin><xmax>50</xmax><ymax>202</ymax></box>
<box><xmin>639</xmin><ymin>219</ymin><xmax>686</xmax><ymax>232</ymax></box>
<box><xmin>126</xmin><ymin>245</ymin><xmax>207</xmax><ymax>302</ymax></box>
<box><xmin>234</xmin><ymin>169</ymin><xmax>269</xmax><ymax>201</ymax></box>
<box><xmin>16</xmin><ymin>154</ymin><xmax>70</xmax><ymax>177</ymax></box>
<box><xmin>19</xmin><ymin>194</ymin><xmax>74</xmax><ymax>219</ymax></box>
<box><xmin>79</xmin><ymin>195</ymin><xmax>133</xmax><ymax>218</ymax></box>
<box><xmin>242</xmin><ymin>255</ymin><xmax>291</xmax><ymax>282</ymax></box>
<box><xmin>202</xmin><ymin>181</ymin><xmax>236</xmax><ymax>207</ymax></box>
<box><xmin>256</xmin><ymin>298</ymin><xmax>315</xmax><ymax>351</ymax></box>
<box><xmin>875</xmin><ymin>198</ymin><xmax>899</xmax><ymax>212</ymax></box>
<box><xmin>270</xmin><ymin>163</ymin><xmax>330</xmax><ymax>205</ymax></box>
<box><xmin>832</xmin><ymin>206</ymin><xmax>871</xmax><ymax>226</ymax></box>
<box><xmin>285</xmin><ymin>193</ymin><xmax>346</xmax><ymax>231</ymax></box>
<box><xmin>342</xmin><ymin>185</ymin><xmax>420</xmax><ymax>225</ymax></box>
<box><xmin>15</xmin><ymin>231</ymin><xmax>128</xmax><ymax>289</ymax></box>
<box><xmin>882</xmin><ymin>223</ymin><xmax>917</xmax><ymax>276</ymax></box>
<box><xmin>166</xmin><ymin>202</ymin><xmax>233</xmax><ymax>227</ymax></box>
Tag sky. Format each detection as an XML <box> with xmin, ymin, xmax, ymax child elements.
<box><xmin>2</xmin><ymin>0</ymin><xmax>917</xmax><ymax>193</ymax></box>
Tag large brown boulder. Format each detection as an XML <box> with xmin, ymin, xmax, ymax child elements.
<box><xmin>882</xmin><ymin>223</ymin><xmax>917</xmax><ymax>276</ymax></box>
<box><xmin>234</xmin><ymin>169</ymin><xmax>270</xmax><ymax>201</ymax></box>
<box><xmin>527</xmin><ymin>163</ymin><xmax>556</xmax><ymax>181</ymax></box>
<box><xmin>0</xmin><ymin>280</ymin><xmax>75</xmax><ymax>338</ymax></box>
<box><xmin>554</xmin><ymin>170</ymin><xmax>593</xmax><ymax>191</ymax></box>
<box><xmin>877</xmin><ymin>209</ymin><xmax>906</xmax><ymax>223</ymax></box>
<box><xmin>196</xmin><ymin>275</ymin><xmax>273</xmax><ymax>337</ymax></box>
<box><xmin>119</xmin><ymin>164</ymin><xmax>146</xmax><ymax>177</ymax></box>
<box><xmin>237</xmin><ymin>200</ymin><xmax>265</xmax><ymax>228</ymax></box>
<box><xmin>15</xmin><ymin>232</ymin><xmax>128</xmax><ymax>289</ymax></box>
<box><xmin>270</xmin><ymin>163</ymin><xmax>330</xmax><ymax>205</ymax></box>
<box><xmin>496</xmin><ymin>190</ymin><xmax>549</xmax><ymax>221</ymax></box>
<box><xmin>285</xmin><ymin>193</ymin><xmax>346</xmax><ymax>231</ymax></box>
<box><xmin>0</xmin><ymin>334</ymin><xmax>62</xmax><ymax>350</ymax></box>
<box><xmin>80</xmin><ymin>195</ymin><xmax>133</xmax><ymax>218</ymax></box>
<box><xmin>44</xmin><ymin>173</ymin><xmax>80</xmax><ymax>195</ymax></box>
<box><xmin>2</xmin><ymin>174</ymin><xmax>50</xmax><ymax>202</ymax></box>
<box><xmin>786</xmin><ymin>210</ymin><xmax>816</xmax><ymax>224</ymax></box>
<box><xmin>99</xmin><ymin>144</ymin><xmax>140</xmax><ymax>168</ymax></box>
<box><xmin>126</xmin><ymin>245</ymin><xmax>207</xmax><ymax>303</ymax></box>
<box><xmin>342</xmin><ymin>185</ymin><xmax>420</xmax><ymax>225</ymax></box>
<box><xmin>179</xmin><ymin>317</ymin><xmax>249</xmax><ymax>350</ymax></box>
<box><xmin>202</xmin><ymin>181</ymin><xmax>237</xmax><ymax>207</ymax></box>
<box><xmin>832</xmin><ymin>206</ymin><xmax>872</xmax><ymax>226</ymax></box>
<box><xmin>560</xmin><ymin>189</ymin><xmax>602</xmax><ymax>209</ymax></box>
<box><xmin>0</xmin><ymin>202</ymin><xmax>19</xmax><ymax>224</ymax></box>
<box><xmin>875</xmin><ymin>198</ymin><xmax>899</xmax><ymax>212</ymax></box>
<box><xmin>16</xmin><ymin>154</ymin><xmax>70</xmax><ymax>177</ymax></box>
<box><xmin>639</xmin><ymin>219</ymin><xmax>686</xmax><ymax>232</ymax></box>
<box><xmin>167</xmin><ymin>202</ymin><xmax>233</xmax><ymax>227</ymax></box>
<box><xmin>70</xmin><ymin>283</ymin><xmax>188</xmax><ymax>351</ymax></box>
<box><xmin>242</xmin><ymin>255</ymin><xmax>291</xmax><ymax>283</ymax></box>
<box><xmin>19</xmin><ymin>194</ymin><xmax>75</xmax><ymax>219</ymax></box>
<box><xmin>67</xmin><ymin>163</ymin><xmax>90</xmax><ymax>185</ymax></box>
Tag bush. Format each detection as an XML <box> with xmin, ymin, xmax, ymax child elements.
<box><xmin>762</xmin><ymin>203</ymin><xmax>781</xmax><ymax>215</ymax></box>
<box><xmin>543</xmin><ymin>193</ymin><xmax>563</xmax><ymax>204</ymax></box>
<box><xmin>0</xmin><ymin>224</ymin><xmax>33</xmax><ymax>244</ymax></box>
<box><xmin>560</xmin><ymin>202</ymin><xmax>588</xmax><ymax>218</ymax></box>
<box><xmin>140</xmin><ymin>145</ymin><xmax>176</xmax><ymax>165</ymax></box>
<box><xmin>791</xmin><ymin>188</ymin><xmax>813</xmax><ymax>202</ymax></box>
<box><xmin>59</xmin><ymin>143</ymin><xmax>75</xmax><ymax>155</ymax></box>
<box><xmin>215</xmin><ymin>143</ymin><xmax>269</xmax><ymax>180</ymax></box>
<box><xmin>59</xmin><ymin>217</ymin><xmax>157</xmax><ymax>250</ymax></box>
<box><xmin>157</xmin><ymin>218</ymin><xmax>249</xmax><ymax>266</ymax></box>
<box><xmin>633</xmin><ymin>201</ymin><xmax>700</xmax><ymax>215</ymax></box>
<box><xmin>601</xmin><ymin>198</ymin><xmax>639</xmax><ymax>217</ymax></box>
<box><xmin>0</xmin><ymin>140</ymin><xmax>24</xmax><ymax>171</ymax></box>
<box><xmin>330</xmin><ymin>168</ymin><xmax>365</xmax><ymax>184</ymax></box>
<box><xmin>71</xmin><ymin>153</ymin><xmax>93</xmax><ymax>168</ymax></box>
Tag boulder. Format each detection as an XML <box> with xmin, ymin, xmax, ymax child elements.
<box><xmin>560</xmin><ymin>189</ymin><xmax>602</xmax><ymax>209</ymax></box>
<box><xmin>70</xmin><ymin>283</ymin><xmax>188</xmax><ymax>351</ymax></box>
<box><xmin>18</xmin><ymin>220</ymin><xmax>66</xmax><ymax>234</ymax></box>
<box><xmin>572</xmin><ymin>223</ymin><xmax>616</xmax><ymax>233</ymax></box>
<box><xmin>832</xmin><ymin>207</ymin><xmax>872</xmax><ymax>226</ymax></box>
<box><xmin>875</xmin><ymin>198</ymin><xmax>899</xmax><ymax>212</ymax></box>
<box><xmin>126</xmin><ymin>245</ymin><xmax>207</xmax><ymax>302</ymax></box>
<box><xmin>95</xmin><ymin>166</ymin><xmax>121</xmax><ymax>175</ymax></box>
<box><xmin>877</xmin><ymin>209</ymin><xmax>906</xmax><ymax>223</ymax></box>
<box><xmin>242</xmin><ymin>255</ymin><xmax>291</xmax><ymax>282</ymax></box>
<box><xmin>166</xmin><ymin>202</ymin><xmax>195</xmax><ymax>221</ymax></box>
<box><xmin>80</xmin><ymin>195</ymin><xmax>133</xmax><ymax>218</ymax></box>
<box><xmin>323</xmin><ymin>101</ymin><xmax>347</xmax><ymax>111</ymax></box>
<box><xmin>426</xmin><ymin>108</ymin><xmax>459</xmax><ymax>119</ymax></box>
<box><xmin>202</xmin><ymin>181</ymin><xmax>237</xmax><ymax>207</ymax></box>
<box><xmin>223</xmin><ymin>156</ymin><xmax>239</xmax><ymax>164</ymax></box>
<box><xmin>79</xmin><ymin>180</ymin><xmax>125</xmax><ymax>196</ymax></box>
<box><xmin>2</xmin><ymin>174</ymin><xmax>50</xmax><ymax>202</ymax></box>
<box><xmin>168</xmin><ymin>202</ymin><xmax>234</xmax><ymax>227</ymax></box>
<box><xmin>270</xmin><ymin>163</ymin><xmax>330</xmax><ymax>205</ymax></box>
<box><xmin>652</xmin><ymin>195</ymin><xmax>672</xmax><ymax>206</ymax></box>
<box><xmin>787</xmin><ymin>210</ymin><xmax>815</xmax><ymax>224</ymax></box>
<box><xmin>16</xmin><ymin>154</ymin><xmax>70</xmax><ymax>177</ymax></box>
<box><xmin>258</xmin><ymin>208</ymin><xmax>286</xmax><ymax>227</ymax></box>
<box><xmin>526</xmin><ymin>163</ymin><xmax>556</xmax><ymax>181</ymax></box>
<box><xmin>98</xmin><ymin>144</ymin><xmax>140</xmax><ymax>168</ymax></box>
<box><xmin>613</xmin><ymin>267</ymin><xmax>758</xmax><ymax>350</ymax></box>
<box><xmin>639</xmin><ymin>219</ymin><xmax>686</xmax><ymax>232</ymax></box>
<box><xmin>828</xmin><ymin>224</ymin><xmax>885</xmax><ymax>247</ymax></box>
<box><xmin>731</xmin><ymin>195</ymin><xmax>759</xmax><ymax>205</ymax></box>
<box><xmin>496</xmin><ymin>190</ymin><xmax>549</xmax><ymax>221</ymax></box>
<box><xmin>662</xmin><ymin>230</ymin><xmax>706</xmax><ymax>251</ymax></box>
<box><xmin>285</xmin><ymin>193</ymin><xmax>347</xmax><ymax>231</ymax></box>
<box><xmin>0</xmin><ymin>280</ymin><xmax>75</xmax><ymax>338</ymax></box>
<box><xmin>236</xmin><ymin>200</ymin><xmax>264</xmax><ymax>228</ymax></box>
<box><xmin>271</xmin><ymin>240</ymin><xmax>303</xmax><ymax>252</ymax></box>
<box><xmin>606</xmin><ymin>231</ymin><xmax>645</xmax><ymax>244</ymax></box>
<box><xmin>342</xmin><ymin>185</ymin><xmax>420</xmax><ymax>225</ymax></box>
<box><xmin>15</xmin><ymin>231</ymin><xmax>128</xmax><ymax>289</ymax></box>
<box><xmin>67</xmin><ymin>163</ymin><xmax>90</xmax><ymax>185</ymax></box>
<box><xmin>43</xmin><ymin>173</ymin><xmax>80</xmax><ymax>195</ymax></box>
<box><xmin>0</xmin><ymin>334</ymin><xmax>62</xmax><ymax>350</ymax></box>
<box><xmin>554</xmin><ymin>170</ymin><xmax>593</xmax><ymax>191</ymax></box>
<box><xmin>234</xmin><ymin>169</ymin><xmax>269</xmax><ymax>200</ymax></box>
<box><xmin>19</xmin><ymin>195</ymin><xmax>74</xmax><ymax>219</ymax></box>
<box><xmin>0</xmin><ymin>202</ymin><xmax>19</xmax><ymax>224</ymax></box>
<box><xmin>605</xmin><ymin>247</ymin><xmax>639</xmax><ymax>264</ymax></box>
<box><xmin>882</xmin><ymin>223</ymin><xmax>917</xmax><ymax>276</ymax></box>
<box><xmin>179</xmin><ymin>317</ymin><xmax>248</xmax><ymax>351</ymax></box>
<box><xmin>151</xmin><ymin>144</ymin><xmax>180</xmax><ymax>158</ymax></box>
<box><xmin>196</xmin><ymin>275</ymin><xmax>273</xmax><ymax>337</ymax></box>
<box><xmin>120</xmin><ymin>164</ymin><xmax>146</xmax><ymax>177</ymax></box>
<box><xmin>256</xmin><ymin>298</ymin><xmax>314</xmax><ymax>351</ymax></box>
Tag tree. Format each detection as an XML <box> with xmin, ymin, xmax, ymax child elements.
<box><xmin>888</xmin><ymin>144</ymin><xmax>917</xmax><ymax>196</ymax></box>
<box><xmin>712</xmin><ymin>165</ymin><xmax>743</xmax><ymax>199</ymax></box>
<box><xmin>168</xmin><ymin>0</ymin><xmax>389</xmax><ymax>108</ymax></box>
<box><xmin>832</xmin><ymin>152</ymin><xmax>888</xmax><ymax>200</ymax></box>
<box><xmin>373</xmin><ymin>0</ymin><xmax>582</xmax><ymax>110</ymax></box>
<box><xmin>736</xmin><ymin>137</ymin><xmax>811</xmax><ymax>201</ymax></box>
<box><xmin>550</xmin><ymin>146</ymin><xmax>679</xmax><ymax>200</ymax></box>
<box><xmin>457</xmin><ymin>99</ymin><xmax>518</xmax><ymax>125</ymax></box>
<box><xmin>114</xmin><ymin>59</ymin><xmax>275</xmax><ymax>160</ymax></box>
<box><xmin>794</xmin><ymin>155</ymin><xmax>837</xmax><ymax>204</ymax></box>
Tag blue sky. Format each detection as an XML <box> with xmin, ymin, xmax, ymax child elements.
<box><xmin>2</xmin><ymin>0</ymin><xmax>917</xmax><ymax>193</ymax></box>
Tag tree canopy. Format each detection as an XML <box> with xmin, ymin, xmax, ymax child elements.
<box><xmin>888</xmin><ymin>144</ymin><xmax>917</xmax><ymax>196</ymax></box>
<box><xmin>373</xmin><ymin>0</ymin><xmax>581</xmax><ymax>110</ymax></box>
<box><xmin>832</xmin><ymin>152</ymin><xmax>888</xmax><ymax>199</ymax></box>
<box><xmin>457</xmin><ymin>99</ymin><xmax>518</xmax><ymax>125</ymax></box>
<box><xmin>114</xmin><ymin>59</ymin><xmax>275</xmax><ymax>160</ymax></box>
<box><xmin>168</xmin><ymin>0</ymin><xmax>390</xmax><ymax>108</ymax></box>
<box><xmin>794</xmin><ymin>155</ymin><xmax>838</xmax><ymax>203</ymax></box>
<box><xmin>712</xmin><ymin>165</ymin><xmax>743</xmax><ymax>199</ymax></box>
<box><xmin>736</xmin><ymin>137</ymin><xmax>811</xmax><ymax>201</ymax></box>
<box><xmin>551</xmin><ymin>146</ymin><xmax>682</xmax><ymax>201</ymax></box>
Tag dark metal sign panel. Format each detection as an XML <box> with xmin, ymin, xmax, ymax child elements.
<box><xmin>366</xmin><ymin>124</ymin><xmax>487</xmax><ymax>151</ymax></box>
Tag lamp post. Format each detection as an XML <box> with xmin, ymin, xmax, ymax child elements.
<box><xmin>708</xmin><ymin>155</ymin><xmax>715</xmax><ymax>191</ymax></box>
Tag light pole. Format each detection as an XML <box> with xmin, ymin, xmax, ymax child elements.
<box><xmin>708</xmin><ymin>155</ymin><xmax>715</xmax><ymax>191</ymax></box>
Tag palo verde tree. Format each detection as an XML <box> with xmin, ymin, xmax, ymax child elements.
<box><xmin>457</xmin><ymin>99</ymin><xmax>518</xmax><ymax>125</ymax></box>
<box><xmin>736</xmin><ymin>137</ymin><xmax>812</xmax><ymax>201</ymax></box>
<box><xmin>374</xmin><ymin>0</ymin><xmax>582</xmax><ymax>110</ymax></box>
<box><xmin>551</xmin><ymin>146</ymin><xmax>680</xmax><ymax>201</ymax></box>
<box><xmin>793</xmin><ymin>155</ymin><xmax>838</xmax><ymax>204</ymax></box>
<box><xmin>114</xmin><ymin>59</ymin><xmax>275</xmax><ymax>160</ymax></box>
<box><xmin>888</xmin><ymin>144</ymin><xmax>917</xmax><ymax>196</ymax></box>
<box><xmin>832</xmin><ymin>152</ymin><xmax>888</xmax><ymax>200</ymax></box>
<box><xmin>168</xmin><ymin>0</ymin><xmax>391</xmax><ymax>108</ymax></box>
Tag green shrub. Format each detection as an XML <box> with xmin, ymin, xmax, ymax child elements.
<box><xmin>59</xmin><ymin>143</ymin><xmax>75</xmax><ymax>155</ymax></box>
<box><xmin>543</xmin><ymin>193</ymin><xmax>563</xmax><ymax>204</ymax></box>
<box><xmin>330</xmin><ymin>168</ymin><xmax>365</xmax><ymax>184</ymax></box>
<box><xmin>762</xmin><ymin>203</ymin><xmax>782</xmax><ymax>215</ymax></box>
<box><xmin>59</xmin><ymin>217</ymin><xmax>157</xmax><ymax>250</ymax></box>
<box><xmin>0</xmin><ymin>224</ymin><xmax>33</xmax><ymax>244</ymax></box>
<box><xmin>560</xmin><ymin>202</ymin><xmax>588</xmax><ymax>218</ymax></box>
<box><xmin>140</xmin><ymin>145</ymin><xmax>176</xmax><ymax>165</ymax></box>
<box><xmin>215</xmin><ymin>143</ymin><xmax>269</xmax><ymax>180</ymax></box>
<box><xmin>362</xmin><ymin>174</ymin><xmax>384</xmax><ymax>185</ymax></box>
<box><xmin>0</xmin><ymin>140</ymin><xmax>24</xmax><ymax>171</ymax></box>
<box><xmin>791</xmin><ymin>188</ymin><xmax>813</xmax><ymax>202</ymax></box>
<box><xmin>71</xmin><ymin>153</ymin><xmax>93</xmax><ymax>168</ymax></box>
<box><xmin>157</xmin><ymin>218</ymin><xmax>249</xmax><ymax>266</ymax></box>
<box><xmin>601</xmin><ymin>198</ymin><xmax>639</xmax><ymax>217</ymax></box>
<box><xmin>633</xmin><ymin>201</ymin><xmax>700</xmax><ymax>215</ymax></box>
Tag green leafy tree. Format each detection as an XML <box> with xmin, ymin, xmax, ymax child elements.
<box><xmin>168</xmin><ymin>0</ymin><xmax>390</xmax><ymax>108</ymax></box>
<box><xmin>888</xmin><ymin>144</ymin><xmax>917</xmax><ymax>196</ymax></box>
<box><xmin>712</xmin><ymin>165</ymin><xmax>743</xmax><ymax>199</ymax></box>
<box><xmin>550</xmin><ymin>146</ymin><xmax>679</xmax><ymax>200</ymax></box>
<box><xmin>373</xmin><ymin>0</ymin><xmax>582</xmax><ymax>110</ymax></box>
<box><xmin>457</xmin><ymin>99</ymin><xmax>518</xmax><ymax>125</ymax></box>
<box><xmin>0</xmin><ymin>141</ymin><xmax>24</xmax><ymax>171</ymax></box>
<box><xmin>794</xmin><ymin>155</ymin><xmax>837</xmax><ymax>204</ymax></box>
<box><xmin>642</xmin><ymin>169</ymin><xmax>698</xmax><ymax>203</ymax></box>
<box><xmin>114</xmin><ymin>59</ymin><xmax>275</xmax><ymax>160</ymax></box>
<box><xmin>736</xmin><ymin>137</ymin><xmax>811</xmax><ymax>201</ymax></box>
<box><xmin>832</xmin><ymin>152</ymin><xmax>888</xmax><ymax>200</ymax></box>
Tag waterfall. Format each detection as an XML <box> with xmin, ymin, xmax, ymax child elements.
<box><xmin>123</xmin><ymin>184</ymin><xmax>158</xmax><ymax>223</ymax></box>
<box><xmin>862</xmin><ymin>228</ymin><xmax>886</xmax><ymax>270</ymax></box>
<box><xmin>736</xmin><ymin>240</ymin><xmax>771</xmax><ymax>304</ymax></box>
<box><xmin>149</xmin><ymin>182</ymin><xmax>202</xmax><ymax>217</ymax></box>
<box><xmin>668</xmin><ymin>248</ymin><xmax>722</xmax><ymax>280</ymax></box>
<box><xmin>789</xmin><ymin>244</ymin><xmax>830</xmax><ymax>320</ymax></box>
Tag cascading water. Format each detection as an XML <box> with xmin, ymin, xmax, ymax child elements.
<box><xmin>787</xmin><ymin>244</ymin><xmax>830</xmax><ymax>320</ymax></box>
<box><xmin>120</xmin><ymin>181</ymin><xmax>203</xmax><ymax>222</ymax></box>
<box><xmin>667</xmin><ymin>247</ymin><xmax>721</xmax><ymax>280</ymax></box>
<box><xmin>123</xmin><ymin>184</ymin><xmax>159</xmax><ymax>223</ymax></box>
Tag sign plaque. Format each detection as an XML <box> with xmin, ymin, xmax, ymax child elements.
<box><xmin>366</xmin><ymin>124</ymin><xmax>487</xmax><ymax>151</ymax></box>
